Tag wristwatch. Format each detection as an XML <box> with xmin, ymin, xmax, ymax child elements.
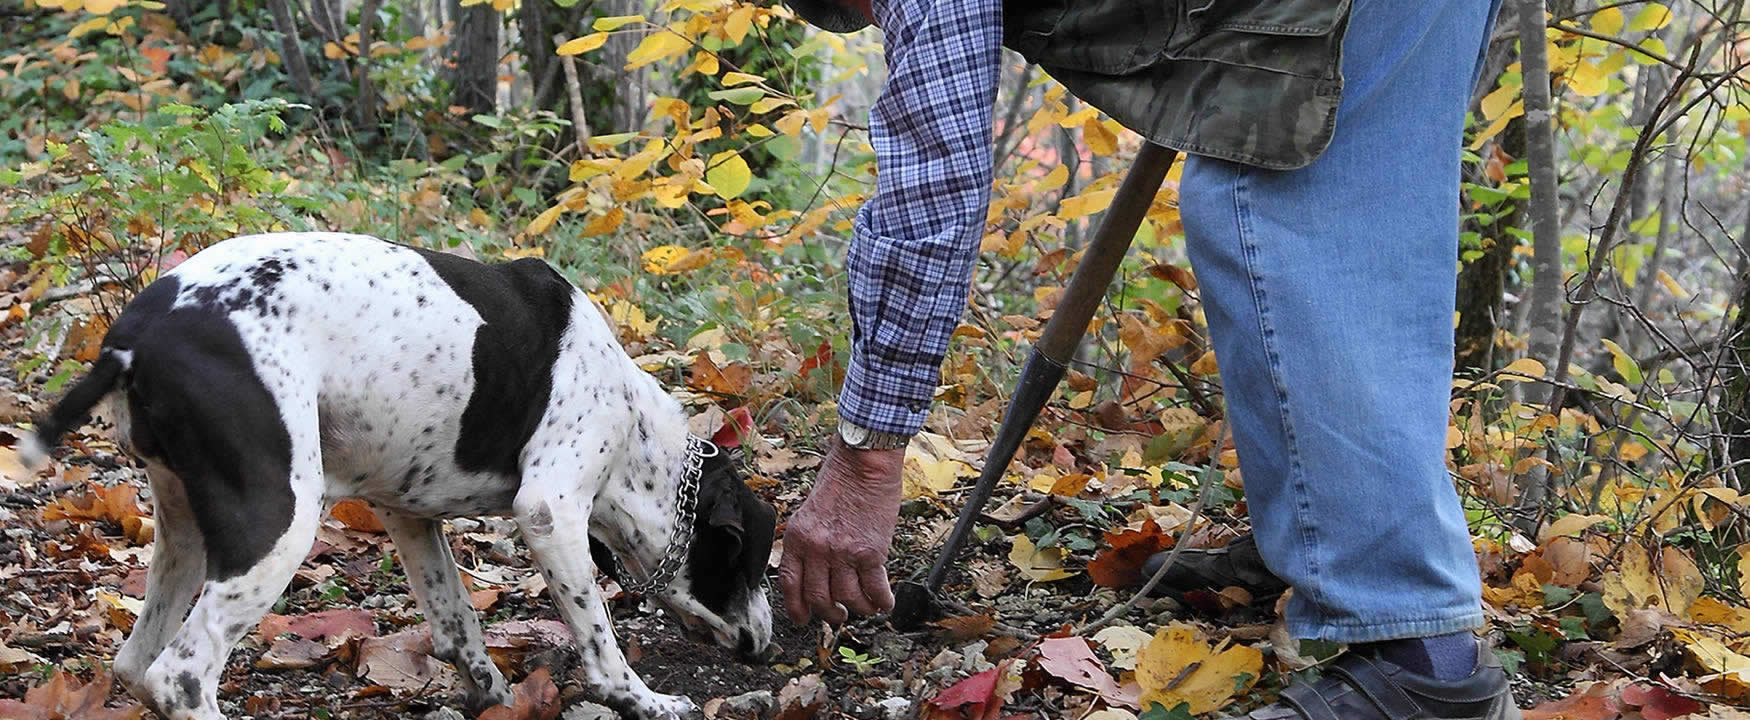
<box><xmin>837</xmin><ymin>418</ymin><xmax>912</xmax><ymax>450</ymax></box>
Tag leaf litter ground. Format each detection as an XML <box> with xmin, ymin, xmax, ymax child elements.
<box><xmin>0</xmin><ymin>249</ymin><xmax>1745</xmax><ymax>720</ymax></box>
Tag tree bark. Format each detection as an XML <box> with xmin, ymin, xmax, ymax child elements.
<box><xmin>447</xmin><ymin>0</ymin><xmax>501</xmax><ymax>116</ymax></box>
<box><xmin>1455</xmin><ymin>119</ymin><xmax>1523</xmax><ymax>374</ymax></box>
<box><xmin>267</xmin><ymin>0</ymin><xmax>317</xmax><ymax>98</ymax></box>
<box><xmin>357</xmin><ymin>0</ymin><xmax>382</xmax><ymax>129</ymax></box>
<box><xmin>1513</xmin><ymin>0</ymin><xmax>1564</xmax><ymax>531</ymax></box>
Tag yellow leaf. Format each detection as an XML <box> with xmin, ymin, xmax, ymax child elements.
<box><xmin>1479</xmin><ymin>83</ymin><xmax>1519</xmax><ymax>122</ymax></box>
<box><xmin>642</xmin><ymin>245</ymin><xmax>692</xmax><ymax>274</ymax></box>
<box><xmin>1136</xmin><ymin>624</ymin><xmax>1263</xmax><ymax>715</ymax></box>
<box><xmin>1059</xmin><ymin>188</ymin><xmax>1116</xmax><ymax>220</ymax></box>
<box><xmin>556</xmin><ymin>33</ymin><xmax>608</xmax><ymax>55</ymax></box>
<box><xmin>1008</xmin><ymin>535</ymin><xmax>1074</xmax><ymax>583</ymax></box>
<box><xmin>323</xmin><ymin>41</ymin><xmax>347</xmax><ymax>59</ymax></box>
<box><xmin>1603</xmin><ymin>544</ymin><xmax>1702</xmax><ymax>618</ymax></box>
<box><xmin>1590</xmin><ymin>7</ymin><xmax>1624</xmax><ymax>35</ymax></box>
<box><xmin>1189</xmin><ymin>350</ymin><xmax>1218</xmax><ymax>376</ymax></box>
<box><xmin>68</xmin><ymin>15</ymin><xmax>110</xmax><ymax>37</ymax></box>
<box><xmin>1657</xmin><ymin>269</ymin><xmax>1688</xmax><ymax>298</ymax></box>
<box><xmin>84</xmin><ymin>0</ymin><xmax>124</xmax><ymax>15</ymax></box>
<box><xmin>605</xmin><ymin>298</ymin><xmax>658</xmax><ymax>340</ymax></box>
<box><xmin>1739</xmin><ymin>545</ymin><xmax>1750</xmax><ymax>599</ymax></box>
<box><xmin>1083</xmin><ymin>117</ymin><xmax>1117</xmax><ymax>156</ymax></box>
<box><xmin>775</xmin><ymin>110</ymin><xmax>806</xmax><ymax>136</ymax></box>
<box><xmin>903</xmin><ymin>449</ymin><xmax>969</xmax><ymax>499</ymax></box>
<box><xmin>705</xmin><ymin>150</ymin><xmax>751</xmax><ymax>199</ymax></box>
<box><xmin>1628</xmin><ymin>4</ymin><xmax>1671</xmax><ymax>31</ymax></box>
<box><xmin>1038</xmin><ymin>164</ymin><xmax>1069</xmax><ymax>193</ymax></box>
<box><xmin>1567</xmin><ymin>61</ymin><xmax>1609</xmax><ymax>97</ymax></box>
<box><xmin>1057</xmin><ymin>107</ymin><xmax>1099</xmax><ymax>128</ymax></box>
<box><xmin>502</xmin><ymin>245</ymin><xmax>545</xmax><ymax>259</ymax></box>
<box><xmin>581</xmin><ymin>207</ymin><xmax>625</xmax><ymax>237</ymax></box>
<box><xmin>1634</xmin><ymin>37</ymin><xmax>1669</xmax><ymax>65</ymax></box>
<box><xmin>1538</xmin><ymin>513</ymin><xmax>1609</xmax><ymax>543</ymax></box>
<box><xmin>745</xmin><ymin>124</ymin><xmax>773</xmax><ymax>137</ymax></box>
<box><xmin>749</xmin><ymin>96</ymin><xmax>793</xmax><ymax>114</ymax></box>
<box><xmin>722</xmin><ymin>71</ymin><xmax>764</xmax><ymax>86</ymax></box>
<box><xmin>1468</xmin><ymin>99</ymin><xmax>1524</xmax><ymax>149</ymax></box>
<box><xmin>525</xmin><ymin>204</ymin><xmax>565</xmax><ymax>237</ymax></box>
<box><xmin>1499</xmin><ymin>357</ymin><xmax>1546</xmax><ymax>381</ymax></box>
<box><xmin>592</xmin><ymin>14</ymin><xmax>645</xmax><ymax>31</ymax></box>
<box><xmin>723</xmin><ymin>5</ymin><xmax>755</xmax><ymax>44</ymax></box>
<box><xmin>625</xmin><ymin>31</ymin><xmax>691</xmax><ymax>69</ymax></box>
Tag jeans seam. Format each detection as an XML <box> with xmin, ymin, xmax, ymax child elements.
<box><xmin>1232</xmin><ymin>168</ymin><xmax>1325</xmax><ymax>630</ymax></box>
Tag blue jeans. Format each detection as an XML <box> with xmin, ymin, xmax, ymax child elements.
<box><xmin>1179</xmin><ymin>0</ymin><xmax>1504</xmax><ymax>643</ymax></box>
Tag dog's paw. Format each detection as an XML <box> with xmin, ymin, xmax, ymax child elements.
<box><xmin>639</xmin><ymin>692</ymin><xmax>700</xmax><ymax>720</ymax></box>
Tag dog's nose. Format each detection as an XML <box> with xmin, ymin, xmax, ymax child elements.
<box><xmin>736</xmin><ymin>629</ymin><xmax>775</xmax><ymax>662</ymax></box>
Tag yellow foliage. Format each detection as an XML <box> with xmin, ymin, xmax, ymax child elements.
<box><xmin>556</xmin><ymin>33</ymin><xmax>608</xmax><ymax>56</ymax></box>
<box><xmin>1135</xmin><ymin>624</ymin><xmax>1262</xmax><ymax>715</ymax></box>
<box><xmin>626</xmin><ymin>30</ymin><xmax>692</xmax><ymax>69</ymax></box>
<box><xmin>1008</xmin><ymin>535</ymin><xmax>1074</xmax><ymax>583</ymax></box>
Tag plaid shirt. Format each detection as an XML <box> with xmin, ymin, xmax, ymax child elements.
<box><xmin>838</xmin><ymin>0</ymin><xmax>1002</xmax><ymax>436</ymax></box>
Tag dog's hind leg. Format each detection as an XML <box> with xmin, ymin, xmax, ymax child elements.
<box><xmin>513</xmin><ymin>484</ymin><xmax>696</xmax><ymax>720</ymax></box>
<box><xmin>114</xmin><ymin>462</ymin><xmax>207</xmax><ymax>696</ymax></box>
<box><xmin>134</xmin><ymin>403</ymin><xmax>327</xmax><ymax>720</ymax></box>
<box><xmin>378</xmin><ymin>509</ymin><xmax>510</xmax><ymax>710</ymax></box>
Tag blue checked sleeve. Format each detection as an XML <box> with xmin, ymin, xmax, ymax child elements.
<box><xmin>837</xmin><ymin>0</ymin><xmax>1002</xmax><ymax>436</ymax></box>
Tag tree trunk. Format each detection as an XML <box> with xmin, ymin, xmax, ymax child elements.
<box><xmin>1514</xmin><ymin>0</ymin><xmax>1564</xmax><ymax>530</ymax></box>
<box><xmin>357</xmin><ymin>0</ymin><xmax>382</xmax><ymax>130</ymax></box>
<box><xmin>1454</xmin><ymin>116</ymin><xmax>1522</xmax><ymax>375</ymax></box>
<box><xmin>266</xmin><ymin>0</ymin><xmax>316</xmax><ymax>98</ymax></box>
<box><xmin>447</xmin><ymin>0</ymin><xmax>501</xmax><ymax>116</ymax></box>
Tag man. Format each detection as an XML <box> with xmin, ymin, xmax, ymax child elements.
<box><xmin>773</xmin><ymin>0</ymin><xmax>1519</xmax><ymax>717</ymax></box>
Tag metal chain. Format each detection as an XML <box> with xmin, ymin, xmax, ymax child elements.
<box><xmin>618</xmin><ymin>434</ymin><xmax>710</xmax><ymax>596</ymax></box>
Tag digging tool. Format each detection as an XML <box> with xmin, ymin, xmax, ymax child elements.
<box><xmin>890</xmin><ymin>141</ymin><xmax>1180</xmax><ymax>629</ymax></box>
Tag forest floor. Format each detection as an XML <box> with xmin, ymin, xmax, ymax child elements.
<box><xmin>0</xmin><ymin>231</ymin><xmax>1719</xmax><ymax>720</ymax></box>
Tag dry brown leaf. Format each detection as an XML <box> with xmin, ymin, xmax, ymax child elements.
<box><xmin>930</xmin><ymin>614</ymin><xmax>996</xmax><ymax>643</ymax></box>
<box><xmin>1088</xmin><ymin>520</ymin><xmax>1170</xmax><ymax>588</ymax></box>
<box><xmin>0</xmin><ymin>669</ymin><xmax>145</xmax><ymax>720</ymax></box>
<box><xmin>477</xmin><ymin>667</ymin><xmax>561</xmax><ymax>720</ymax></box>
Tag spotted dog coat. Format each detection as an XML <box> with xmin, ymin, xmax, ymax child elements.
<box><xmin>25</xmin><ymin>233</ymin><xmax>777</xmax><ymax>720</ymax></box>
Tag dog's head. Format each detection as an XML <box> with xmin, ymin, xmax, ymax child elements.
<box><xmin>655</xmin><ymin>445</ymin><xmax>778</xmax><ymax>660</ymax></box>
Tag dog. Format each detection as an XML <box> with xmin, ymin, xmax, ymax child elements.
<box><xmin>21</xmin><ymin>232</ymin><xmax>777</xmax><ymax>720</ymax></box>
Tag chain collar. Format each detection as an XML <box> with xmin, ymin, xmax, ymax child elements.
<box><xmin>617</xmin><ymin>434</ymin><xmax>712</xmax><ymax>596</ymax></box>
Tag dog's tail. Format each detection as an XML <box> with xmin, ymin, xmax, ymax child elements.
<box><xmin>19</xmin><ymin>348</ymin><xmax>130</xmax><ymax>470</ymax></box>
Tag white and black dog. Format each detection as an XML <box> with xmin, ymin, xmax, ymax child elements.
<box><xmin>22</xmin><ymin>232</ymin><xmax>776</xmax><ymax>720</ymax></box>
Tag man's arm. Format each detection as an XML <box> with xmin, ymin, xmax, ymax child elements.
<box><xmin>777</xmin><ymin>0</ymin><xmax>1002</xmax><ymax>625</ymax></box>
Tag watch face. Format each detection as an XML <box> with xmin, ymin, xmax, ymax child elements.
<box><xmin>840</xmin><ymin>421</ymin><xmax>868</xmax><ymax>446</ymax></box>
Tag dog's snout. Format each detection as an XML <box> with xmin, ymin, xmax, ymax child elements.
<box><xmin>736</xmin><ymin>629</ymin><xmax>775</xmax><ymax>662</ymax></box>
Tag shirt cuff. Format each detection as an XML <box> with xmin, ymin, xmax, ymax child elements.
<box><xmin>838</xmin><ymin>348</ymin><xmax>933</xmax><ymax>436</ymax></box>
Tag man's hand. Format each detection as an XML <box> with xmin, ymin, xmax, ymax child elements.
<box><xmin>777</xmin><ymin>440</ymin><xmax>904</xmax><ymax>624</ymax></box>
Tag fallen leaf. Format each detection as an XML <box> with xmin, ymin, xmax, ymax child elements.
<box><xmin>1135</xmin><ymin>624</ymin><xmax>1263</xmax><ymax>715</ymax></box>
<box><xmin>1088</xmin><ymin>520</ymin><xmax>1170</xmax><ymax>588</ymax></box>
<box><xmin>256</xmin><ymin>636</ymin><xmax>331</xmax><ymax>670</ymax></box>
<box><xmin>1603</xmin><ymin>544</ymin><xmax>1702</xmax><ymax>618</ymax></box>
<box><xmin>355</xmin><ymin>626</ymin><xmax>454</xmax><ymax>692</ymax></box>
<box><xmin>1008</xmin><ymin>535</ymin><xmax>1075</xmax><ymax>583</ymax></box>
<box><xmin>1540</xmin><ymin>513</ymin><xmax>1610</xmax><ymax>543</ymax></box>
<box><xmin>477</xmin><ymin>667</ymin><xmax>562</xmax><ymax>720</ymax></box>
<box><xmin>776</xmin><ymin>673</ymin><xmax>827</xmax><ymax>720</ymax></box>
<box><xmin>42</xmin><ymin>482</ymin><xmax>145</xmax><ymax>525</ymax></box>
<box><xmin>259</xmin><ymin>608</ymin><xmax>377</xmax><ymax>646</ymax></box>
<box><xmin>0</xmin><ymin>641</ymin><xmax>46</xmax><ymax>671</ymax></box>
<box><xmin>930</xmin><ymin>614</ymin><xmax>996</xmax><ymax>643</ymax></box>
<box><xmin>926</xmin><ymin>660</ymin><xmax>1022</xmax><ymax>720</ymax></box>
<box><xmin>0</xmin><ymin>669</ymin><xmax>145</xmax><ymax>720</ymax></box>
<box><xmin>690</xmin><ymin>350</ymin><xmax>753</xmax><ymax>396</ymax></box>
<box><xmin>1619</xmin><ymin>683</ymin><xmax>1703</xmax><ymax>720</ymax></box>
<box><xmin>904</xmin><ymin>448</ymin><xmax>972</xmax><ymax>500</ymax></box>
<box><xmin>1036</xmin><ymin>637</ymin><xmax>1131</xmax><ymax>707</ymax></box>
<box><xmin>1092</xmin><ymin>625</ymin><xmax>1153</xmax><ymax>670</ymax></box>
<box><xmin>1522</xmin><ymin>682</ymin><xmax>1619</xmax><ymax>720</ymax></box>
<box><xmin>329</xmin><ymin>498</ymin><xmax>386</xmax><ymax>533</ymax></box>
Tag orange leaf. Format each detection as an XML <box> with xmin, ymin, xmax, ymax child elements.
<box><xmin>689</xmin><ymin>351</ymin><xmax>753</xmax><ymax>396</ymax></box>
<box><xmin>329</xmin><ymin>498</ymin><xmax>386</xmax><ymax>533</ymax></box>
<box><xmin>0</xmin><ymin>669</ymin><xmax>144</xmax><ymax>720</ymax></box>
<box><xmin>1088</xmin><ymin>520</ymin><xmax>1171</xmax><ymax>588</ymax></box>
<box><xmin>478</xmin><ymin>667</ymin><xmax>562</xmax><ymax>720</ymax></box>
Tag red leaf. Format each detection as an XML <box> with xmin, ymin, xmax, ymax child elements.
<box><xmin>798</xmin><ymin>340</ymin><xmax>834</xmax><ymax>378</ymax></box>
<box><xmin>1087</xmin><ymin>520</ymin><xmax>1171</xmax><ymax>588</ymax></box>
<box><xmin>1619</xmin><ymin>683</ymin><xmax>1702</xmax><ymax>720</ymax></box>
<box><xmin>712</xmin><ymin>406</ymin><xmax>755</xmax><ymax>448</ymax></box>
<box><xmin>258</xmin><ymin>609</ymin><xmax>377</xmax><ymax>644</ymax></box>
<box><xmin>929</xmin><ymin>666</ymin><xmax>1001</xmax><ymax>711</ymax></box>
<box><xmin>1522</xmin><ymin>684</ymin><xmax>1618</xmax><ymax>720</ymax></box>
<box><xmin>1035</xmin><ymin>637</ymin><xmax>1128</xmax><ymax>704</ymax></box>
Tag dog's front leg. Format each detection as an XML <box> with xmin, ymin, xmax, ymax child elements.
<box><xmin>513</xmin><ymin>486</ymin><xmax>695</xmax><ymax>720</ymax></box>
<box><xmin>378</xmin><ymin>509</ymin><xmax>511</xmax><ymax>710</ymax></box>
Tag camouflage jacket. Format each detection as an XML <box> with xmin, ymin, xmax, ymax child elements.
<box><xmin>1004</xmin><ymin>0</ymin><xmax>1352</xmax><ymax>169</ymax></box>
